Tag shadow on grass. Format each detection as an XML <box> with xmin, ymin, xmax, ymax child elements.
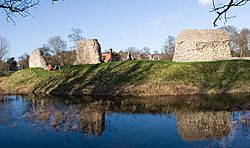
<box><xmin>45</xmin><ymin>61</ymin><xmax>156</xmax><ymax>95</ymax></box>
<box><xmin>30</xmin><ymin>60</ymin><xmax>250</xmax><ymax>96</ymax></box>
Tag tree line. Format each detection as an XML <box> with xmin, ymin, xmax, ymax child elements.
<box><xmin>0</xmin><ymin>28</ymin><xmax>175</xmax><ymax>71</ymax></box>
<box><xmin>119</xmin><ymin>25</ymin><xmax>250</xmax><ymax>61</ymax></box>
<box><xmin>0</xmin><ymin>27</ymin><xmax>83</xmax><ymax>71</ymax></box>
<box><xmin>161</xmin><ymin>26</ymin><xmax>250</xmax><ymax>59</ymax></box>
<box><xmin>220</xmin><ymin>26</ymin><xmax>250</xmax><ymax>57</ymax></box>
<box><xmin>1</xmin><ymin>25</ymin><xmax>250</xmax><ymax>72</ymax></box>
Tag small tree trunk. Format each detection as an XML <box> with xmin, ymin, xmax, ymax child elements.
<box><xmin>240</xmin><ymin>44</ymin><xmax>243</xmax><ymax>57</ymax></box>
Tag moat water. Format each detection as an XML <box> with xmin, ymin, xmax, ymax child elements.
<box><xmin>0</xmin><ymin>94</ymin><xmax>250</xmax><ymax>147</ymax></box>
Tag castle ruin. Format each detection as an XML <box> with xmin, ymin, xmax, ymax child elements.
<box><xmin>173</xmin><ymin>29</ymin><xmax>232</xmax><ymax>62</ymax></box>
<box><xmin>74</xmin><ymin>39</ymin><xmax>102</xmax><ymax>65</ymax></box>
<box><xmin>29</xmin><ymin>49</ymin><xmax>47</xmax><ymax>70</ymax></box>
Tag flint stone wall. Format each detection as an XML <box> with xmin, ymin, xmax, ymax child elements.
<box><xmin>29</xmin><ymin>49</ymin><xmax>47</xmax><ymax>70</ymax></box>
<box><xmin>74</xmin><ymin>39</ymin><xmax>102</xmax><ymax>65</ymax></box>
<box><xmin>173</xmin><ymin>29</ymin><xmax>232</xmax><ymax>62</ymax></box>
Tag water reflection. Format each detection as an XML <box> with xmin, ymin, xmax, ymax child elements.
<box><xmin>176</xmin><ymin>111</ymin><xmax>231</xmax><ymax>141</ymax></box>
<box><xmin>22</xmin><ymin>95</ymin><xmax>105</xmax><ymax>136</ymax></box>
<box><xmin>231</xmin><ymin>111</ymin><xmax>250</xmax><ymax>136</ymax></box>
<box><xmin>0</xmin><ymin>94</ymin><xmax>250</xmax><ymax>146</ymax></box>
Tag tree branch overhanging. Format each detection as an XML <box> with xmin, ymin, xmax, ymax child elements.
<box><xmin>211</xmin><ymin>0</ymin><xmax>250</xmax><ymax>27</ymax></box>
<box><xmin>0</xmin><ymin>0</ymin><xmax>40</xmax><ymax>24</ymax></box>
<box><xmin>0</xmin><ymin>0</ymin><xmax>62</xmax><ymax>24</ymax></box>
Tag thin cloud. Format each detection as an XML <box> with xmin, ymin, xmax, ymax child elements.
<box><xmin>146</xmin><ymin>17</ymin><xmax>162</xmax><ymax>27</ymax></box>
<box><xmin>198</xmin><ymin>0</ymin><xmax>213</xmax><ymax>6</ymax></box>
<box><xmin>146</xmin><ymin>11</ymin><xmax>182</xmax><ymax>27</ymax></box>
<box><xmin>167</xmin><ymin>11</ymin><xmax>183</xmax><ymax>22</ymax></box>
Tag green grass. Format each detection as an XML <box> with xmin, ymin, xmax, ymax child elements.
<box><xmin>1</xmin><ymin>60</ymin><xmax>250</xmax><ymax>95</ymax></box>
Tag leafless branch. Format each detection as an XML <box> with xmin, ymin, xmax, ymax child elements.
<box><xmin>211</xmin><ymin>0</ymin><xmax>250</xmax><ymax>27</ymax></box>
<box><xmin>0</xmin><ymin>0</ymin><xmax>62</xmax><ymax>24</ymax></box>
<box><xmin>0</xmin><ymin>0</ymin><xmax>39</xmax><ymax>24</ymax></box>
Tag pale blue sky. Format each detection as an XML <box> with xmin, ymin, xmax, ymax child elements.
<box><xmin>0</xmin><ymin>0</ymin><xmax>250</xmax><ymax>58</ymax></box>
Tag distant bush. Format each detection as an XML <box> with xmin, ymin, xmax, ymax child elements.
<box><xmin>6</xmin><ymin>57</ymin><xmax>18</xmax><ymax>71</ymax></box>
<box><xmin>45</xmin><ymin>50</ymin><xmax>76</xmax><ymax>68</ymax></box>
<box><xmin>18</xmin><ymin>54</ymin><xmax>29</xmax><ymax>70</ymax></box>
<box><xmin>0</xmin><ymin>60</ymin><xmax>8</xmax><ymax>71</ymax></box>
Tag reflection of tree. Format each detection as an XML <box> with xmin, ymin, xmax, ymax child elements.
<box><xmin>20</xmin><ymin>93</ymin><xmax>250</xmax><ymax>139</ymax></box>
<box><xmin>0</xmin><ymin>96</ymin><xmax>11</xmax><ymax>127</ymax></box>
<box><xmin>0</xmin><ymin>96</ymin><xmax>24</xmax><ymax>128</ymax></box>
<box><xmin>23</xmin><ymin>98</ymin><xmax>105</xmax><ymax>136</ymax></box>
<box><xmin>240</xmin><ymin>113</ymin><xmax>249</xmax><ymax>136</ymax></box>
<box><xmin>107</xmin><ymin>94</ymin><xmax>250</xmax><ymax>113</ymax></box>
<box><xmin>79</xmin><ymin>103</ymin><xmax>105</xmax><ymax>136</ymax></box>
<box><xmin>231</xmin><ymin>111</ymin><xmax>250</xmax><ymax>136</ymax></box>
<box><xmin>176</xmin><ymin>111</ymin><xmax>231</xmax><ymax>141</ymax></box>
<box><xmin>1</xmin><ymin>94</ymin><xmax>250</xmax><ymax>140</ymax></box>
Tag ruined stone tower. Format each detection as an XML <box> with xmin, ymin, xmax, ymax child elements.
<box><xmin>29</xmin><ymin>49</ymin><xmax>47</xmax><ymax>70</ymax></box>
<box><xmin>74</xmin><ymin>39</ymin><xmax>102</xmax><ymax>65</ymax></box>
<box><xmin>173</xmin><ymin>29</ymin><xmax>232</xmax><ymax>62</ymax></box>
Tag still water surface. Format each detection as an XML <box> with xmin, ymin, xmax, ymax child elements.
<box><xmin>0</xmin><ymin>94</ymin><xmax>250</xmax><ymax>147</ymax></box>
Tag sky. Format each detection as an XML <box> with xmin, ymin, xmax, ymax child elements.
<box><xmin>0</xmin><ymin>0</ymin><xmax>250</xmax><ymax>59</ymax></box>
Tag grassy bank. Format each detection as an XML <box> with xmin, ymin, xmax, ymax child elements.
<box><xmin>0</xmin><ymin>60</ymin><xmax>250</xmax><ymax>96</ymax></box>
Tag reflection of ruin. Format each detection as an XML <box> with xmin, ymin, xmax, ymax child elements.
<box><xmin>23</xmin><ymin>97</ymin><xmax>105</xmax><ymax>136</ymax></box>
<box><xmin>176</xmin><ymin>111</ymin><xmax>231</xmax><ymax>141</ymax></box>
<box><xmin>2</xmin><ymin>94</ymin><xmax>250</xmax><ymax>138</ymax></box>
<box><xmin>79</xmin><ymin>104</ymin><xmax>105</xmax><ymax>136</ymax></box>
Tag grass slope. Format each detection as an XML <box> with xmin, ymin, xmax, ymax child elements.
<box><xmin>0</xmin><ymin>60</ymin><xmax>250</xmax><ymax>96</ymax></box>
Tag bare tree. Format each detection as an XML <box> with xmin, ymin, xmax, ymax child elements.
<box><xmin>40</xmin><ymin>44</ymin><xmax>51</xmax><ymax>57</ymax></box>
<box><xmin>0</xmin><ymin>0</ymin><xmax>39</xmax><ymax>23</ymax></box>
<box><xmin>0</xmin><ymin>0</ymin><xmax>61</xmax><ymax>23</ymax></box>
<box><xmin>0</xmin><ymin>60</ymin><xmax>8</xmax><ymax>71</ymax></box>
<box><xmin>211</xmin><ymin>0</ymin><xmax>250</xmax><ymax>26</ymax></box>
<box><xmin>141</xmin><ymin>47</ymin><xmax>151</xmax><ymax>54</ymax></box>
<box><xmin>248</xmin><ymin>33</ymin><xmax>250</xmax><ymax>51</ymax></box>
<box><xmin>126</xmin><ymin>47</ymin><xmax>140</xmax><ymax>54</ymax></box>
<box><xmin>235</xmin><ymin>28</ymin><xmax>250</xmax><ymax>57</ymax></box>
<box><xmin>220</xmin><ymin>25</ymin><xmax>239</xmax><ymax>51</ymax></box>
<box><xmin>68</xmin><ymin>28</ymin><xmax>85</xmax><ymax>49</ymax></box>
<box><xmin>162</xmin><ymin>36</ymin><xmax>175</xmax><ymax>55</ymax></box>
<box><xmin>47</xmin><ymin>35</ymin><xmax>67</xmax><ymax>54</ymax></box>
<box><xmin>45</xmin><ymin>50</ymin><xmax>76</xmax><ymax>67</ymax></box>
<box><xmin>18</xmin><ymin>53</ymin><xmax>29</xmax><ymax>69</ymax></box>
<box><xmin>46</xmin><ymin>35</ymin><xmax>70</xmax><ymax>68</ymax></box>
<box><xmin>220</xmin><ymin>26</ymin><xmax>250</xmax><ymax>57</ymax></box>
<box><xmin>0</xmin><ymin>35</ymin><xmax>9</xmax><ymax>60</ymax></box>
<box><xmin>162</xmin><ymin>35</ymin><xmax>175</xmax><ymax>61</ymax></box>
<box><xmin>153</xmin><ymin>50</ymin><xmax>160</xmax><ymax>54</ymax></box>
